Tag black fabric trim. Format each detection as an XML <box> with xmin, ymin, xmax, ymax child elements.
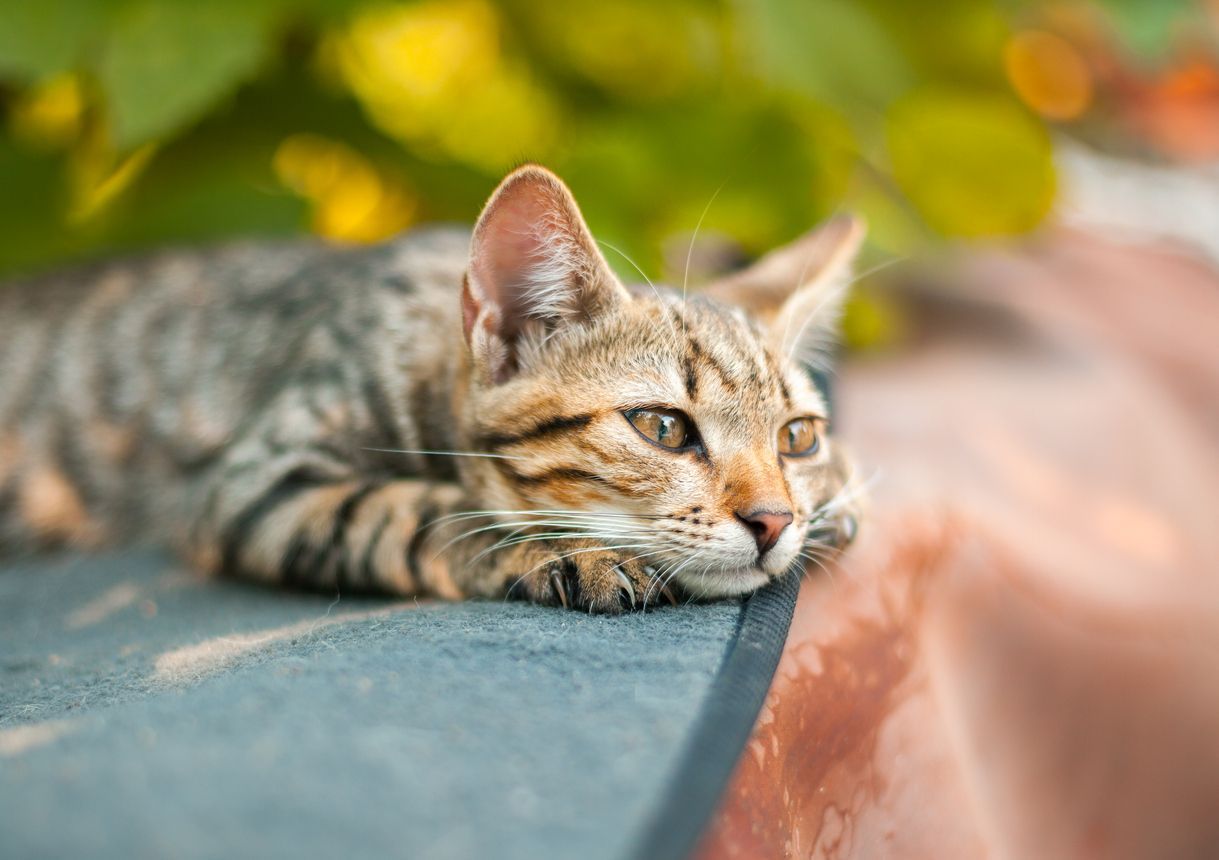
<box><xmin>630</xmin><ymin>570</ymin><xmax>800</xmax><ymax>860</ymax></box>
<box><xmin>630</xmin><ymin>368</ymin><xmax>829</xmax><ymax>860</ymax></box>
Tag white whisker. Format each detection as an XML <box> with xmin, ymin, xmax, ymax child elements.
<box><xmin>599</xmin><ymin>239</ymin><xmax>682</xmax><ymax>352</ymax></box>
<box><xmin>361</xmin><ymin>447</ymin><xmax>527</xmax><ymax>461</ymax></box>
<box><xmin>682</xmin><ymin>183</ymin><xmax>725</xmax><ymax>332</ymax></box>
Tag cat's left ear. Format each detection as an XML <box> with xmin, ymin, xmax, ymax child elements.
<box><xmin>462</xmin><ymin>165</ymin><xmax>629</xmax><ymax>384</ymax></box>
<box><xmin>703</xmin><ymin>214</ymin><xmax>865</xmax><ymax>370</ymax></box>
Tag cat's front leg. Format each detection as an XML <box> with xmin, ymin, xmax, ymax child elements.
<box><xmin>189</xmin><ymin>463</ymin><xmax>477</xmax><ymax>597</ymax></box>
<box><xmin>481</xmin><ymin>537</ymin><xmax>679</xmax><ymax>614</ymax></box>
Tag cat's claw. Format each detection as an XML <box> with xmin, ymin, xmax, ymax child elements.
<box><xmin>549</xmin><ymin>568</ymin><xmax>570</xmax><ymax>609</ymax></box>
<box><xmin>638</xmin><ymin>565</ymin><xmax>677</xmax><ymax>609</ymax></box>
<box><xmin>615</xmin><ymin>568</ymin><xmax>636</xmax><ymax>607</ymax></box>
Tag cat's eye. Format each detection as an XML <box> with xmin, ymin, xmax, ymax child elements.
<box><xmin>778</xmin><ymin>417</ymin><xmax>820</xmax><ymax>457</ymax></box>
<box><xmin>624</xmin><ymin>408</ymin><xmax>691</xmax><ymax>450</ymax></box>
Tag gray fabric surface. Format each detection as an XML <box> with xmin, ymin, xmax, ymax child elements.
<box><xmin>0</xmin><ymin>552</ymin><xmax>741</xmax><ymax>859</ymax></box>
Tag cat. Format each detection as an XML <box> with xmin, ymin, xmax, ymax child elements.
<box><xmin>0</xmin><ymin>166</ymin><xmax>862</xmax><ymax>612</ymax></box>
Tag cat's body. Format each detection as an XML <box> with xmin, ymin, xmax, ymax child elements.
<box><xmin>0</xmin><ymin>231</ymin><xmax>469</xmax><ymax>556</ymax></box>
<box><xmin>0</xmin><ymin>167</ymin><xmax>860</xmax><ymax>611</ymax></box>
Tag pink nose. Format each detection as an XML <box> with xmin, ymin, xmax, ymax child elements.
<box><xmin>735</xmin><ymin>509</ymin><xmax>794</xmax><ymax>557</ymax></box>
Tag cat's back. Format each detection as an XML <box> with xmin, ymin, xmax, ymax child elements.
<box><xmin>0</xmin><ymin>227</ymin><xmax>470</xmax><ymax>422</ymax></box>
<box><xmin>0</xmin><ymin>227</ymin><xmax>471</xmax><ymax>549</ymax></box>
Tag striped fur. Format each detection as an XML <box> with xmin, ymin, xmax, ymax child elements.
<box><xmin>0</xmin><ymin>166</ymin><xmax>862</xmax><ymax>612</ymax></box>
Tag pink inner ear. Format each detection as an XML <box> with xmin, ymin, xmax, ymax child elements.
<box><xmin>469</xmin><ymin>177</ymin><xmax>575</xmax><ymax>341</ymax></box>
<box><xmin>460</xmin><ymin>278</ymin><xmax>480</xmax><ymax>345</ymax></box>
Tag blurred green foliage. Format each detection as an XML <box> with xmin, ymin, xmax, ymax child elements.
<box><xmin>0</xmin><ymin>0</ymin><xmax>1086</xmax><ymax>284</ymax></box>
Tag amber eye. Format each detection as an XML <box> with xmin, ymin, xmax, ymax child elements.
<box><xmin>624</xmin><ymin>408</ymin><xmax>690</xmax><ymax>450</ymax></box>
<box><xmin>778</xmin><ymin>417</ymin><xmax>820</xmax><ymax>456</ymax></box>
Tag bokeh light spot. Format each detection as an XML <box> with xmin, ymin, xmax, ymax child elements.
<box><xmin>273</xmin><ymin>134</ymin><xmax>415</xmax><ymax>243</ymax></box>
<box><xmin>331</xmin><ymin>0</ymin><xmax>557</xmax><ymax>170</ymax></box>
<box><xmin>10</xmin><ymin>73</ymin><xmax>85</xmax><ymax>149</ymax></box>
<box><xmin>1004</xmin><ymin>30</ymin><xmax>1093</xmax><ymax>121</ymax></box>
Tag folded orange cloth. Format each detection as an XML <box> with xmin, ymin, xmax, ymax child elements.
<box><xmin>701</xmin><ymin>231</ymin><xmax>1219</xmax><ymax>860</ymax></box>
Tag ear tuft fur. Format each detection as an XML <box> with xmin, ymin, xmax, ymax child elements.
<box><xmin>463</xmin><ymin>165</ymin><xmax>627</xmax><ymax>383</ymax></box>
<box><xmin>704</xmin><ymin>214</ymin><xmax>866</xmax><ymax>370</ymax></box>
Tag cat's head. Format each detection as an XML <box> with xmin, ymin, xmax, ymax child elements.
<box><xmin>457</xmin><ymin>165</ymin><xmax>862</xmax><ymax>598</ymax></box>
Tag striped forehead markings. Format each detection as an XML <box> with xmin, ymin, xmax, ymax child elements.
<box><xmin>671</xmin><ymin>303</ymin><xmax>790</xmax><ymax>409</ymax></box>
<box><xmin>761</xmin><ymin>346</ymin><xmax>793</xmax><ymax>407</ymax></box>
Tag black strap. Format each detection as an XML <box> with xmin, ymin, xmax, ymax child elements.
<box><xmin>630</xmin><ymin>570</ymin><xmax>801</xmax><ymax>860</ymax></box>
<box><xmin>630</xmin><ymin>366</ymin><xmax>829</xmax><ymax>859</ymax></box>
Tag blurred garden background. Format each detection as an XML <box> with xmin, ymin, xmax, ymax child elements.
<box><xmin>3</xmin><ymin>0</ymin><xmax>1218</xmax><ymax>344</ymax></box>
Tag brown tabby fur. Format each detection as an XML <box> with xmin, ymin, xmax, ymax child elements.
<box><xmin>0</xmin><ymin>166</ymin><xmax>861</xmax><ymax>612</ymax></box>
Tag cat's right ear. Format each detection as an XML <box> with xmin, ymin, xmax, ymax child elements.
<box><xmin>462</xmin><ymin>165</ymin><xmax>628</xmax><ymax>384</ymax></box>
<box><xmin>703</xmin><ymin>214</ymin><xmax>865</xmax><ymax>372</ymax></box>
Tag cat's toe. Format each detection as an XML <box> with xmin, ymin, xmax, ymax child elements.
<box><xmin>561</xmin><ymin>551</ymin><xmax>655</xmax><ymax>614</ymax></box>
<box><xmin>505</xmin><ymin>543</ymin><xmax>678</xmax><ymax>613</ymax></box>
<box><xmin>807</xmin><ymin>506</ymin><xmax>862</xmax><ymax>551</ymax></box>
<box><xmin>613</xmin><ymin>560</ymin><xmax>678</xmax><ymax>611</ymax></box>
<box><xmin>838</xmin><ymin>512</ymin><xmax>859</xmax><ymax>546</ymax></box>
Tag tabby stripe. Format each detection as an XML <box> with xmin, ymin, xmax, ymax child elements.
<box><xmin>405</xmin><ymin>495</ymin><xmax>441</xmax><ymax>589</ymax></box>
<box><xmin>282</xmin><ymin>479</ymin><xmax>373</xmax><ymax>588</ymax></box>
<box><xmin>53</xmin><ymin>418</ymin><xmax>97</xmax><ymax>509</ymax></box>
<box><xmin>666</xmin><ymin>304</ymin><xmax>741</xmax><ymax>394</ymax></box>
<box><xmin>382</xmin><ymin>273</ymin><xmax>417</xmax><ymax>295</ymax></box>
<box><xmin>687</xmin><ymin>335</ymin><xmax>739</xmax><ymax>394</ymax></box>
<box><xmin>508</xmin><ymin>465</ymin><xmax>644</xmax><ymax>497</ymax></box>
<box><xmin>359</xmin><ymin>509</ymin><xmax>394</xmax><ymax>589</ymax></box>
<box><xmin>0</xmin><ymin>480</ymin><xmax>17</xmax><ymax>544</ymax></box>
<box><xmin>764</xmin><ymin>349</ymin><xmax>792</xmax><ymax>406</ymax></box>
<box><xmin>362</xmin><ymin>378</ymin><xmax>401</xmax><ymax>442</ymax></box>
<box><xmin>330</xmin><ymin>480</ymin><xmax>386</xmax><ymax>588</ymax></box>
<box><xmin>515</xmin><ymin>467</ymin><xmax>613</xmax><ymax>487</ymax></box>
<box><xmin>280</xmin><ymin>529</ymin><xmax>316</xmax><ymax>588</ymax></box>
<box><xmin>219</xmin><ymin>466</ymin><xmax>335</xmax><ymax>577</ymax></box>
<box><xmin>481</xmin><ymin>413</ymin><xmax>594</xmax><ymax>450</ymax></box>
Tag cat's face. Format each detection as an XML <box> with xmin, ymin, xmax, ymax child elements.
<box><xmin>457</xmin><ymin>166</ymin><xmax>861</xmax><ymax>598</ymax></box>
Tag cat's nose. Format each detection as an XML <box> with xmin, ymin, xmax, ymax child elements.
<box><xmin>735</xmin><ymin>509</ymin><xmax>794</xmax><ymax>558</ymax></box>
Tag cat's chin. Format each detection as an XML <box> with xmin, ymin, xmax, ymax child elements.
<box><xmin>675</xmin><ymin>567</ymin><xmax>772</xmax><ymax>599</ymax></box>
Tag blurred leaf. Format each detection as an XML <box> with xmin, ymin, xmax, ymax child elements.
<box><xmin>841</xmin><ymin>288</ymin><xmax>904</xmax><ymax>351</ymax></box>
<box><xmin>97</xmin><ymin>0</ymin><xmax>280</xmax><ymax>150</ymax></box>
<box><xmin>887</xmin><ymin>89</ymin><xmax>1054</xmax><ymax>236</ymax></box>
<box><xmin>0</xmin><ymin>140</ymin><xmax>74</xmax><ymax>273</ymax></box>
<box><xmin>867</xmin><ymin>0</ymin><xmax>1009</xmax><ymax>86</ymax></box>
<box><xmin>522</xmin><ymin>0</ymin><xmax>719</xmax><ymax>102</ymax></box>
<box><xmin>1099</xmin><ymin>0</ymin><xmax>1198</xmax><ymax>63</ymax></box>
<box><xmin>332</xmin><ymin>0</ymin><xmax>559</xmax><ymax>170</ymax></box>
<box><xmin>0</xmin><ymin>0</ymin><xmax>104</xmax><ymax>80</ymax></box>
<box><xmin>735</xmin><ymin>0</ymin><xmax>911</xmax><ymax>109</ymax></box>
<box><xmin>0</xmin><ymin>0</ymin><xmax>1064</xmax><ymax>277</ymax></box>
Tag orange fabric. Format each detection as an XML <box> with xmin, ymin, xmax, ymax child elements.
<box><xmin>699</xmin><ymin>232</ymin><xmax>1219</xmax><ymax>859</ymax></box>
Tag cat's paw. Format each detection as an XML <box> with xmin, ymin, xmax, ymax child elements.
<box><xmin>807</xmin><ymin>492</ymin><xmax>863</xmax><ymax>551</ymax></box>
<box><xmin>501</xmin><ymin>539</ymin><xmax>678</xmax><ymax>613</ymax></box>
<box><xmin>829</xmin><ymin>502</ymin><xmax>861</xmax><ymax>549</ymax></box>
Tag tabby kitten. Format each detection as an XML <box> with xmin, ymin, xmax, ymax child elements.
<box><xmin>0</xmin><ymin>166</ymin><xmax>861</xmax><ymax>612</ymax></box>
